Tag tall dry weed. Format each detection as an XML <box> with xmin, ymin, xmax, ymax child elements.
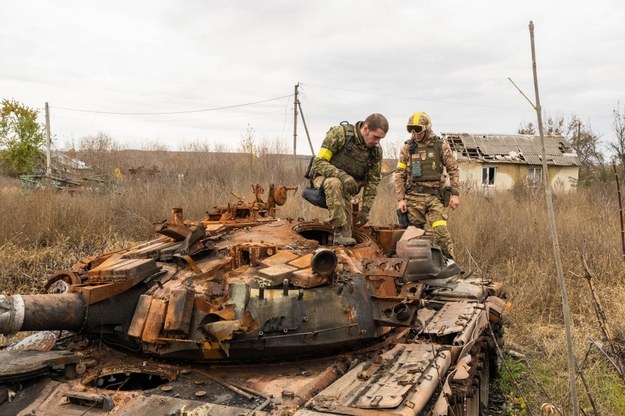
<box><xmin>1</xmin><ymin>150</ymin><xmax>625</xmax><ymax>413</ymax></box>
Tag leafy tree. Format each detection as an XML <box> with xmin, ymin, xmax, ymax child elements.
<box><xmin>0</xmin><ymin>99</ymin><xmax>45</xmax><ymax>176</ymax></box>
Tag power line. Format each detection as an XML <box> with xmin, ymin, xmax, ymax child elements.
<box><xmin>301</xmin><ymin>82</ymin><xmax>614</xmax><ymax>119</ymax></box>
<box><xmin>51</xmin><ymin>94</ymin><xmax>294</xmax><ymax>116</ymax></box>
<box><xmin>301</xmin><ymin>82</ymin><xmax>526</xmax><ymax>112</ymax></box>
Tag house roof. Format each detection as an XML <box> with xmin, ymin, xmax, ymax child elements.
<box><xmin>441</xmin><ymin>133</ymin><xmax>580</xmax><ymax>166</ymax></box>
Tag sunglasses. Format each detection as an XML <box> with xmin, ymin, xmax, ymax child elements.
<box><xmin>408</xmin><ymin>125</ymin><xmax>424</xmax><ymax>133</ymax></box>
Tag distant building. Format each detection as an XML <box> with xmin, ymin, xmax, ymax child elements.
<box><xmin>442</xmin><ymin>133</ymin><xmax>580</xmax><ymax>192</ymax></box>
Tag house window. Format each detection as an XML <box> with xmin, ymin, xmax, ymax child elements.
<box><xmin>528</xmin><ymin>166</ymin><xmax>542</xmax><ymax>183</ymax></box>
<box><xmin>482</xmin><ymin>167</ymin><xmax>496</xmax><ymax>186</ymax></box>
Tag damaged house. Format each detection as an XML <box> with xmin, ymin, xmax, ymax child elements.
<box><xmin>20</xmin><ymin>150</ymin><xmax>105</xmax><ymax>191</ymax></box>
<box><xmin>442</xmin><ymin>133</ymin><xmax>580</xmax><ymax>192</ymax></box>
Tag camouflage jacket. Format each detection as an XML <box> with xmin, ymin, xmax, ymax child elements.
<box><xmin>394</xmin><ymin>131</ymin><xmax>459</xmax><ymax>201</ymax></box>
<box><xmin>312</xmin><ymin>121</ymin><xmax>383</xmax><ymax>212</ymax></box>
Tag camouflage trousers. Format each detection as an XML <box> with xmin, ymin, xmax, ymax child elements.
<box><xmin>405</xmin><ymin>192</ymin><xmax>455</xmax><ymax>259</ymax></box>
<box><xmin>313</xmin><ymin>176</ymin><xmax>353</xmax><ymax>230</ymax></box>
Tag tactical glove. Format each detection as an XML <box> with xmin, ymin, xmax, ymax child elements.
<box><xmin>355</xmin><ymin>207</ymin><xmax>370</xmax><ymax>227</ymax></box>
<box><xmin>396</xmin><ymin>209</ymin><xmax>409</xmax><ymax>228</ymax></box>
<box><xmin>337</xmin><ymin>171</ymin><xmax>358</xmax><ymax>195</ymax></box>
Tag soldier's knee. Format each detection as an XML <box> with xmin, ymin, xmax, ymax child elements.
<box><xmin>322</xmin><ymin>177</ymin><xmax>342</xmax><ymax>192</ymax></box>
<box><xmin>432</xmin><ymin>223</ymin><xmax>452</xmax><ymax>244</ymax></box>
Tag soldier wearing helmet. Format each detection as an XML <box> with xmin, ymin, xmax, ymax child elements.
<box><xmin>394</xmin><ymin>112</ymin><xmax>460</xmax><ymax>258</ymax></box>
<box><xmin>311</xmin><ymin>113</ymin><xmax>389</xmax><ymax>246</ymax></box>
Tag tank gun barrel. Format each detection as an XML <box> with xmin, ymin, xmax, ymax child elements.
<box><xmin>0</xmin><ymin>294</ymin><xmax>86</xmax><ymax>335</ymax></box>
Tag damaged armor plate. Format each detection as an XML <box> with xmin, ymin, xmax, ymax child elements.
<box><xmin>0</xmin><ymin>184</ymin><xmax>505</xmax><ymax>415</ymax></box>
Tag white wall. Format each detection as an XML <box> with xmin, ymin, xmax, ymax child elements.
<box><xmin>458</xmin><ymin>160</ymin><xmax>579</xmax><ymax>192</ymax></box>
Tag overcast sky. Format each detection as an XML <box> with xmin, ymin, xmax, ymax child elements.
<box><xmin>1</xmin><ymin>1</ymin><xmax>624</xmax><ymax>155</ymax></box>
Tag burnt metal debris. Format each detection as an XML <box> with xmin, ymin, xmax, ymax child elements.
<box><xmin>0</xmin><ymin>183</ymin><xmax>506</xmax><ymax>415</ymax></box>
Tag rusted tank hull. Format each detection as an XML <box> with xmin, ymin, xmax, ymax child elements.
<box><xmin>0</xmin><ymin>185</ymin><xmax>506</xmax><ymax>415</ymax></box>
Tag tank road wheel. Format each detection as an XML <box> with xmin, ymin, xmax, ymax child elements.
<box><xmin>467</xmin><ymin>388</ymin><xmax>481</xmax><ymax>415</ymax></box>
<box><xmin>448</xmin><ymin>336</ymin><xmax>492</xmax><ymax>415</ymax></box>
<box><xmin>449</xmin><ymin>381</ymin><xmax>480</xmax><ymax>416</ymax></box>
<box><xmin>478</xmin><ymin>346</ymin><xmax>491</xmax><ymax>414</ymax></box>
<box><xmin>488</xmin><ymin>318</ymin><xmax>505</xmax><ymax>378</ymax></box>
<box><xmin>449</xmin><ymin>374</ymin><xmax>487</xmax><ymax>415</ymax></box>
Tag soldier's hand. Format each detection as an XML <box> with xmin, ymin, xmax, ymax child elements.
<box><xmin>337</xmin><ymin>171</ymin><xmax>359</xmax><ymax>195</ymax></box>
<box><xmin>449</xmin><ymin>195</ymin><xmax>460</xmax><ymax>210</ymax></box>
<box><xmin>397</xmin><ymin>200</ymin><xmax>407</xmax><ymax>212</ymax></box>
<box><xmin>355</xmin><ymin>208</ymin><xmax>370</xmax><ymax>227</ymax></box>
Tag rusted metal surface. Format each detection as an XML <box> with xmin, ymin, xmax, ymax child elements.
<box><xmin>0</xmin><ymin>184</ymin><xmax>506</xmax><ymax>415</ymax></box>
<box><xmin>0</xmin><ymin>350</ymin><xmax>82</xmax><ymax>382</ymax></box>
<box><xmin>5</xmin><ymin>331</ymin><xmax>57</xmax><ymax>352</ymax></box>
<box><xmin>0</xmin><ymin>294</ymin><xmax>85</xmax><ymax>333</ymax></box>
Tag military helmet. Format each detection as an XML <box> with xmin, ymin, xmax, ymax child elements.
<box><xmin>406</xmin><ymin>112</ymin><xmax>431</xmax><ymax>133</ymax></box>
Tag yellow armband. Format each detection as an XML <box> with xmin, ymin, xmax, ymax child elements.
<box><xmin>317</xmin><ymin>148</ymin><xmax>333</xmax><ymax>161</ymax></box>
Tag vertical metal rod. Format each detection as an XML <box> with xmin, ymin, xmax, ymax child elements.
<box><xmin>45</xmin><ymin>102</ymin><xmax>51</xmax><ymax>176</ymax></box>
<box><xmin>293</xmin><ymin>83</ymin><xmax>299</xmax><ymax>158</ymax></box>
<box><xmin>614</xmin><ymin>160</ymin><xmax>625</xmax><ymax>260</ymax></box>
<box><xmin>529</xmin><ymin>20</ymin><xmax>580</xmax><ymax>416</ymax></box>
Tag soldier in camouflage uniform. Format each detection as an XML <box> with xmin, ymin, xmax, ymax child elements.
<box><xmin>312</xmin><ymin>113</ymin><xmax>389</xmax><ymax>246</ymax></box>
<box><xmin>395</xmin><ymin>112</ymin><xmax>460</xmax><ymax>258</ymax></box>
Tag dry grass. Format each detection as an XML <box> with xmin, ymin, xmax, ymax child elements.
<box><xmin>1</xmin><ymin>150</ymin><xmax>625</xmax><ymax>414</ymax></box>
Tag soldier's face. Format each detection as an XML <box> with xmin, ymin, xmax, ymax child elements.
<box><xmin>411</xmin><ymin>129</ymin><xmax>426</xmax><ymax>141</ymax></box>
<box><xmin>362</xmin><ymin>125</ymin><xmax>386</xmax><ymax>147</ymax></box>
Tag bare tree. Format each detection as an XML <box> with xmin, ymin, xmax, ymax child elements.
<box><xmin>79</xmin><ymin>132</ymin><xmax>119</xmax><ymax>153</ymax></box>
<box><xmin>518</xmin><ymin>114</ymin><xmax>608</xmax><ymax>185</ymax></box>
<box><xmin>239</xmin><ymin>124</ymin><xmax>256</xmax><ymax>164</ymax></box>
<box><xmin>566</xmin><ymin>115</ymin><xmax>605</xmax><ymax>185</ymax></box>
<box><xmin>612</xmin><ymin>103</ymin><xmax>625</xmax><ymax>176</ymax></box>
<box><xmin>519</xmin><ymin>116</ymin><xmax>565</xmax><ymax>135</ymax></box>
<box><xmin>518</xmin><ymin>121</ymin><xmax>536</xmax><ymax>134</ymax></box>
<box><xmin>545</xmin><ymin>115</ymin><xmax>566</xmax><ymax>135</ymax></box>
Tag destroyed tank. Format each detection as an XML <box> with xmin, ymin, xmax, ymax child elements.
<box><xmin>0</xmin><ymin>184</ymin><xmax>505</xmax><ymax>415</ymax></box>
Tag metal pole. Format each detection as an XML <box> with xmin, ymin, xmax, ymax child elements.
<box><xmin>293</xmin><ymin>83</ymin><xmax>299</xmax><ymax>158</ymax></box>
<box><xmin>613</xmin><ymin>160</ymin><xmax>625</xmax><ymax>260</ymax></box>
<box><xmin>45</xmin><ymin>102</ymin><xmax>51</xmax><ymax>176</ymax></box>
<box><xmin>529</xmin><ymin>20</ymin><xmax>580</xmax><ymax>416</ymax></box>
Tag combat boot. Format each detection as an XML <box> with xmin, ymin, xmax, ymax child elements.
<box><xmin>333</xmin><ymin>226</ymin><xmax>356</xmax><ymax>246</ymax></box>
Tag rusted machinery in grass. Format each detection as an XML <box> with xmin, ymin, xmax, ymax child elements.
<box><xmin>0</xmin><ymin>184</ymin><xmax>505</xmax><ymax>415</ymax></box>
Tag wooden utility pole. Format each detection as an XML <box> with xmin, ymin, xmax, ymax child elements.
<box><xmin>45</xmin><ymin>102</ymin><xmax>51</xmax><ymax>176</ymax></box>
<box><xmin>293</xmin><ymin>83</ymin><xmax>299</xmax><ymax>158</ymax></box>
<box><xmin>529</xmin><ymin>21</ymin><xmax>580</xmax><ymax>415</ymax></box>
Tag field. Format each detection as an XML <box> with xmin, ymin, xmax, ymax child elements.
<box><xmin>1</xmin><ymin>149</ymin><xmax>624</xmax><ymax>414</ymax></box>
